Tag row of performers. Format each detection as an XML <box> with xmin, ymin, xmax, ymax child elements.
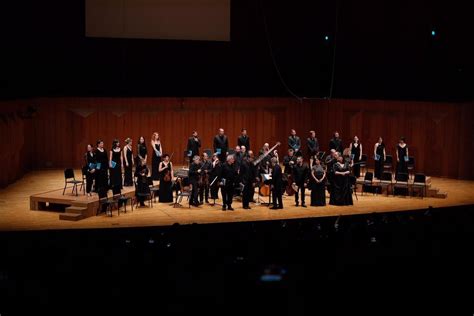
<box><xmin>83</xmin><ymin>139</ymin><xmax>358</xmax><ymax>209</ymax></box>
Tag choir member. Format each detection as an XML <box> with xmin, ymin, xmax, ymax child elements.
<box><xmin>396</xmin><ymin>137</ymin><xmax>409</xmax><ymax>176</ymax></box>
<box><xmin>187</xmin><ymin>131</ymin><xmax>201</xmax><ymax>159</ymax></box>
<box><xmin>240</xmin><ymin>145</ymin><xmax>248</xmax><ymax>159</ymax></box>
<box><xmin>84</xmin><ymin>144</ymin><xmax>96</xmax><ymax>196</ymax></box>
<box><xmin>310</xmin><ymin>158</ymin><xmax>326</xmax><ymax>206</ymax></box>
<box><xmin>288</xmin><ymin>129</ymin><xmax>301</xmax><ymax>153</ymax></box>
<box><xmin>292</xmin><ymin>156</ymin><xmax>309</xmax><ymax>207</ymax></box>
<box><xmin>188</xmin><ymin>156</ymin><xmax>202</xmax><ymax>207</ymax></box>
<box><xmin>329</xmin><ymin>131</ymin><xmax>343</xmax><ymax>154</ymax></box>
<box><xmin>234</xmin><ymin>145</ymin><xmax>242</xmax><ymax>169</ymax></box>
<box><xmin>349</xmin><ymin>136</ymin><xmax>363</xmax><ymax>178</ymax></box>
<box><xmin>329</xmin><ymin>155</ymin><xmax>353</xmax><ymax>206</ymax></box>
<box><xmin>198</xmin><ymin>152</ymin><xmax>212</xmax><ymax>204</ymax></box>
<box><xmin>135</xmin><ymin>158</ymin><xmax>150</xmax><ymax>207</ymax></box>
<box><xmin>237</xmin><ymin>128</ymin><xmax>250</xmax><ymax>151</ymax></box>
<box><xmin>136</xmin><ymin>136</ymin><xmax>148</xmax><ymax>174</ymax></box>
<box><xmin>240</xmin><ymin>152</ymin><xmax>257</xmax><ymax>210</ymax></box>
<box><xmin>94</xmin><ymin>139</ymin><xmax>109</xmax><ymax>194</ymax></box>
<box><xmin>151</xmin><ymin>132</ymin><xmax>162</xmax><ymax>181</ymax></box>
<box><xmin>220</xmin><ymin>155</ymin><xmax>238</xmax><ymax>211</ymax></box>
<box><xmin>109</xmin><ymin>139</ymin><xmax>123</xmax><ymax>190</ymax></box>
<box><xmin>158</xmin><ymin>153</ymin><xmax>174</xmax><ymax>203</ymax></box>
<box><xmin>283</xmin><ymin>149</ymin><xmax>297</xmax><ymax>174</ymax></box>
<box><xmin>307</xmin><ymin>130</ymin><xmax>319</xmax><ymax>159</ymax></box>
<box><xmin>213</xmin><ymin>128</ymin><xmax>229</xmax><ymax>162</ymax></box>
<box><xmin>373</xmin><ymin>137</ymin><xmax>386</xmax><ymax>179</ymax></box>
<box><xmin>270</xmin><ymin>157</ymin><xmax>283</xmax><ymax>209</ymax></box>
<box><xmin>123</xmin><ymin>138</ymin><xmax>134</xmax><ymax>187</ymax></box>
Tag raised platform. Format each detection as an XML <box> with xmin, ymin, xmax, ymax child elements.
<box><xmin>0</xmin><ymin>170</ymin><xmax>473</xmax><ymax>231</ymax></box>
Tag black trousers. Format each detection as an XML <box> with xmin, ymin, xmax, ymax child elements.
<box><xmin>190</xmin><ymin>180</ymin><xmax>199</xmax><ymax>205</ymax></box>
<box><xmin>295</xmin><ymin>184</ymin><xmax>306</xmax><ymax>204</ymax></box>
<box><xmin>242</xmin><ymin>182</ymin><xmax>254</xmax><ymax>207</ymax></box>
<box><xmin>222</xmin><ymin>185</ymin><xmax>234</xmax><ymax>207</ymax></box>
<box><xmin>199</xmin><ymin>184</ymin><xmax>210</xmax><ymax>202</ymax></box>
<box><xmin>86</xmin><ymin>172</ymin><xmax>95</xmax><ymax>193</ymax></box>
<box><xmin>272</xmin><ymin>186</ymin><xmax>283</xmax><ymax>208</ymax></box>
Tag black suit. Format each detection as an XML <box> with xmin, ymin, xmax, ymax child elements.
<box><xmin>237</xmin><ymin>135</ymin><xmax>250</xmax><ymax>151</ymax></box>
<box><xmin>271</xmin><ymin>164</ymin><xmax>283</xmax><ymax>208</ymax></box>
<box><xmin>189</xmin><ymin>162</ymin><xmax>201</xmax><ymax>205</ymax></box>
<box><xmin>329</xmin><ymin>138</ymin><xmax>343</xmax><ymax>154</ymax></box>
<box><xmin>187</xmin><ymin>137</ymin><xmax>201</xmax><ymax>158</ymax></box>
<box><xmin>221</xmin><ymin>162</ymin><xmax>237</xmax><ymax>208</ymax></box>
<box><xmin>292</xmin><ymin>163</ymin><xmax>309</xmax><ymax>205</ymax></box>
<box><xmin>213</xmin><ymin>135</ymin><xmax>229</xmax><ymax>162</ymax></box>
<box><xmin>240</xmin><ymin>159</ymin><xmax>256</xmax><ymax>208</ymax></box>
<box><xmin>307</xmin><ymin>137</ymin><xmax>319</xmax><ymax>157</ymax></box>
<box><xmin>288</xmin><ymin>135</ymin><xmax>301</xmax><ymax>152</ymax></box>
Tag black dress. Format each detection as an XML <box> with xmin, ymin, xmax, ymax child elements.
<box><xmin>123</xmin><ymin>146</ymin><xmax>133</xmax><ymax>186</ymax></box>
<box><xmin>110</xmin><ymin>148</ymin><xmax>122</xmax><ymax>190</ymax></box>
<box><xmin>329</xmin><ymin>162</ymin><xmax>353</xmax><ymax>206</ymax></box>
<box><xmin>351</xmin><ymin>142</ymin><xmax>361</xmax><ymax>178</ymax></box>
<box><xmin>374</xmin><ymin>143</ymin><xmax>385</xmax><ymax>179</ymax></box>
<box><xmin>158</xmin><ymin>162</ymin><xmax>173</xmax><ymax>202</ymax></box>
<box><xmin>135</xmin><ymin>144</ymin><xmax>148</xmax><ymax>175</ymax></box>
<box><xmin>151</xmin><ymin>143</ymin><xmax>161</xmax><ymax>180</ymax></box>
<box><xmin>396</xmin><ymin>144</ymin><xmax>408</xmax><ymax>176</ymax></box>
<box><xmin>136</xmin><ymin>165</ymin><xmax>150</xmax><ymax>206</ymax></box>
<box><xmin>311</xmin><ymin>165</ymin><xmax>326</xmax><ymax>206</ymax></box>
<box><xmin>94</xmin><ymin>148</ymin><xmax>109</xmax><ymax>193</ymax></box>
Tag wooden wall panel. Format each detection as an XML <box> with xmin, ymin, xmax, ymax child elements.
<box><xmin>1</xmin><ymin>97</ymin><xmax>472</xmax><ymax>188</ymax></box>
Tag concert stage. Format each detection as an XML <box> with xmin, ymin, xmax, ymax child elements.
<box><xmin>0</xmin><ymin>169</ymin><xmax>473</xmax><ymax>231</ymax></box>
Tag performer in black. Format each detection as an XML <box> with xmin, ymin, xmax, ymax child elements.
<box><xmin>283</xmin><ymin>149</ymin><xmax>297</xmax><ymax>174</ymax></box>
<box><xmin>240</xmin><ymin>153</ymin><xmax>257</xmax><ymax>210</ymax></box>
<box><xmin>188</xmin><ymin>155</ymin><xmax>202</xmax><ymax>207</ymax></box>
<box><xmin>325</xmin><ymin>149</ymin><xmax>338</xmax><ymax>193</ymax></box>
<box><xmin>109</xmin><ymin>139</ymin><xmax>123</xmax><ymax>190</ymax></box>
<box><xmin>292</xmin><ymin>156</ymin><xmax>309</xmax><ymax>207</ymax></box>
<box><xmin>209</xmin><ymin>153</ymin><xmax>222</xmax><ymax>201</ymax></box>
<box><xmin>329</xmin><ymin>131</ymin><xmax>343</xmax><ymax>154</ymax></box>
<box><xmin>123</xmin><ymin>138</ymin><xmax>134</xmax><ymax>187</ymax></box>
<box><xmin>136</xmin><ymin>136</ymin><xmax>147</xmax><ymax>175</ymax></box>
<box><xmin>307</xmin><ymin>130</ymin><xmax>319</xmax><ymax>159</ymax></box>
<box><xmin>94</xmin><ymin>140</ymin><xmax>109</xmax><ymax>194</ymax></box>
<box><xmin>187</xmin><ymin>131</ymin><xmax>201</xmax><ymax>159</ymax></box>
<box><xmin>373</xmin><ymin>137</ymin><xmax>386</xmax><ymax>179</ymax></box>
<box><xmin>135</xmin><ymin>158</ymin><xmax>150</xmax><ymax>207</ymax></box>
<box><xmin>237</xmin><ymin>128</ymin><xmax>251</xmax><ymax>151</ymax></box>
<box><xmin>396</xmin><ymin>137</ymin><xmax>409</xmax><ymax>176</ymax></box>
<box><xmin>349</xmin><ymin>135</ymin><xmax>363</xmax><ymax>178</ymax></box>
<box><xmin>310</xmin><ymin>158</ymin><xmax>326</xmax><ymax>206</ymax></box>
<box><xmin>151</xmin><ymin>132</ymin><xmax>162</xmax><ymax>181</ymax></box>
<box><xmin>288</xmin><ymin>129</ymin><xmax>301</xmax><ymax>154</ymax></box>
<box><xmin>198</xmin><ymin>152</ymin><xmax>212</xmax><ymax>204</ymax></box>
<box><xmin>220</xmin><ymin>155</ymin><xmax>237</xmax><ymax>211</ymax></box>
<box><xmin>83</xmin><ymin>144</ymin><xmax>96</xmax><ymax>196</ymax></box>
<box><xmin>270</xmin><ymin>157</ymin><xmax>283</xmax><ymax>209</ymax></box>
<box><xmin>158</xmin><ymin>154</ymin><xmax>174</xmax><ymax>203</ymax></box>
<box><xmin>329</xmin><ymin>155</ymin><xmax>353</xmax><ymax>206</ymax></box>
<box><xmin>213</xmin><ymin>128</ymin><xmax>229</xmax><ymax>162</ymax></box>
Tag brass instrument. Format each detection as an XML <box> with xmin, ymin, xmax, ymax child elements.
<box><xmin>254</xmin><ymin>142</ymin><xmax>281</xmax><ymax>166</ymax></box>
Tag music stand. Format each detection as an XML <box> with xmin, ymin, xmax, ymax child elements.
<box><xmin>258</xmin><ymin>173</ymin><xmax>273</xmax><ymax>207</ymax></box>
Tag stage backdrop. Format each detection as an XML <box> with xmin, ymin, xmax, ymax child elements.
<box><xmin>1</xmin><ymin>98</ymin><xmax>473</xmax><ymax>187</ymax></box>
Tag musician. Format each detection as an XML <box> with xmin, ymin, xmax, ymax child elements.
<box><xmin>310</xmin><ymin>158</ymin><xmax>326</xmax><ymax>206</ymax></box>
<box><xmin>83</xmin><ymin>144</ymin><xmax>96</xmax><ymax>196</ymax></box>
<box><xmin>109</xmin><ymin>139</ymin><xmax>123</xmax><ymax>190</ymax></box>
<box><xmin>292</xmin><ymin>156</ymin><xmax>309</xmax><ymax>207</ymax></box>
<box><xmin>325</xmin><ymin>149</ymin><xmax>338</xmax><ymax>193</ymax></box>
<box><xmin>158</xmin><ymin>154</ymin><xmax>174</xmax><ymax>203</ymax></box>
<box><xmin>240</xmin><ymin>153</ymin><xmax>257</xmax><ymax>209</ymax></box>
<box><xmin>258</xmin><ymin>143</ymin><xmax>271</xmax><ymax>167</ymax></box>
<box><xmin>94</xmin><ymin>139</ymin><xmax>109</xmax><ymax>194</ymax></box>
<box><xmin>270</xmin><ymin>157</ymin><xmax>283</xmax><ymax>209</ymax></box>
<box><xmin>188</xmin><ymin>155</ymin><xmax>202</xmax><ymax>207</ymax></box>
<box><xmin>187</xmin><ymin>131</ymin><xmax>201</xmax><ymax>159</ymax></box>
<box><xmin>329</xmin><ymin>131</ymin><xmax>343</xmax><ymax>154</ymax></box>
<box><xmin>349</xmin><ymin>136</ymin><xmax>363</xmax><ymax>178</ymax></box>
<box><xmin>233</xmin><ymin>145</ymin><xmax>243</xmax><ymax>169</ymax></box>
<box><xmin>373</xmin><ymin>137</ymin><xmax>386</xmax><ymax>179</ymax></box>
<box><xmin>238</xmin><ymin>128</ymin><xmax>250</xmax><ymax>151</ymax></box>
<box><xmin>220</xmin><ymin>155</ymin><xmax>238</xmax><ymax>211</ymax></box>
<box><xmin>198</xmin><ymin>152</ymin><xmax>212</xmax><ymax>204</ymax></box>
<box><xmin>329</xmin><ymin>155</ymin><xmax>353</xmax><ymax>206</ymax></box>
<box><xmin>123</xmin><ymin>138</ymin><xmax>134</xmax><ymax>187</ymax></box>
<box><xmin>135</xmin><ymin>158</ymin><xmax>150</xmax><ymax>207</ymax></box>
<box><xmin>307</xmin><ymin>130</ymin><xmax>319</xmax><ymax>159</ymax></box>
<box><xmin>288</xmin><ymin>129</ymin><xmax>301</xmax><ymax>153</ymax></box>
<box><xmin>396</xmin><ymin>137</ymin><xmax>409</xmax><ymax>176</ymax></box>
<box><xmin>209</xmin><ymin>153</ymin><xmax>222</xmax><ymax>201</ymax></box>
<box><xmin>240</xmin><ymin>145</ymin><xmax>248</xmax><ymax>159</ymax></box>
<box><xmin>213</xmin><ymin>128</ymin><xmax>229</xmax><ymax>162</ymax></box>
<box><xmin>136</xmin><ymin>136</ymin><xmax>147</xmax><ymax>174</ymax></box>
<box><xmin>283</xmin><ymin>149</ymin><xmax>297</xmax><ymax>174</ymax></box>
<box><xmin>151</xmin><ymin>132</ymin><xmax>162</xmax><ymax>181</ymax></box>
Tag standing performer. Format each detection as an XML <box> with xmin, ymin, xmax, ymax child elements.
<box><xmin>288</xmin><ymin>129</ymin><xmax>301</xmax><ymax>154</ymax></box>
<box><xmin>329</xmin><ymin>155</ymin><xmax>353</xmax><ymax>206</ymax></box>
<box><xmin>329</xmin><ymin>131</ymin><xmax>343</xmax><ymax>154</ymax></box>
<box><xmin>109</xmin><ymin>139</ymin><xmax>123</xmax><ymax>190</ymax></box>
<box><xmin>213</xmin><ymin>128</ymin><xmax>229</xmax><ymax>162</ymax></box>
<box><xmin>135</xmin><ymin>158</ymin><xmax>150</xmax><ymax>207</ymax></box>
<box><xmin>94</xmin><ymin>140</ymin><xmax>109</xmax><ymax>194</ymax></box>
<box><xmin>396</xmin><ymin>137</ymin><xmax>409</xmax><ymax>176</ymax></box>
<box><xmin>349</xmin><ymin>136</ymin><xmax>363</xmax><ymax>178</ymax></box>
<box><xmin>136</xmin><ymin>136</ymin><xmax>148</xmax><ymax>174</ymax></box>
<box><xmin>270</xmin><ymin>157</ymin><xmax>283</xmax><ymax>209</ymax></box>
<box><xmin>237</xmin><ymin>128</ymin><xmax>250</xmax><ymax>151</ymax></box>
<box><xmin>373</xmin><ymin>137</ymin><xmax>386</xmax><ymax>179</ymax></box>
<box><xmin>158</xmin><ymin>153</ymin><xmax>174</xmax><ymax>203</ymax></box>
<box><xmin>84</xmin><ymin>144</ymin><xmax>96</xmax><ymax>196</ymax></box>
<box><xmin>240</xmin><ymin>152</ymin><xmax>257</xmax><ymax>210</ymax></box>
<box><xmin>292</xmin><ymin>156</ymin><xmax>309</xmax><ymax>207</ymax></box>
<box><xmin>310</xmin><ymin>158</ymin><xmax>326</xmax><ymax>206</ymax></box>
<box><xmin>283</xmin><ymin>149</ymin><xmax>297</xmax><ymax>174</ymax></box>
<box><xmin>187</xmin><ymin>131</ymin><xmax>201</xmax><ymax>160</ymax></box>
<box><xmin>198</xmin><ymin>152</ymin><xmax>212</xmax><ymax>204</ymax></box>
<box><xmin>151</xmin><ymin>132</ymin><xmax>162</xmax><ymax>181</ymax></box>
<box><xmin>326</xmin><ymin>149</ymin><xmax>338</xmax><ymax>193</ymax></box>
<box><xmin>188</xmin><ymin>156</ymin><xmax>202</xmax><ymax>207</ymax></box>
<box><xmin>307</xmin><ymin>130</ymin><xmax>319</xmax><ymax>159</ymax></box>
<box><xmin>220</xmin><ymin>155</ymin><xmax>238</xmax><ymax>211</ymax></box>
<box><xmin>209</xmin><ymin>153</ymin><xmax>222</xmax><ymax>202</ymax></box>
<box><xmin>123</xmin><ymin>138</ymin><xmax>134</xmax><ymax>187</ymax></box>
<box><xmin>233</xmin><ymin>145</ymin><xmax>243</xmax><ymax>169</ymax></box>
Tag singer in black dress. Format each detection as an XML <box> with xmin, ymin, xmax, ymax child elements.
<box><xmin>310</xmin><ymin>159</ymin><xmax>326</xmax><ymax>206</ymax></box>
<box><xmin>136</xmin><ymin>136</ymin><xmax>148</xmax><ymax>176</ymax></box>
<box><xmin>374</xmin><ymin>137</ymin><xmax>386</xmax><ymax>179</ymax></box>
<box><xmin>158</xmin><ymin>154</ymin><xmax>174</xmax><ymax>203</ymax></box>
<box><xmin>329</xmin><ymin>156</ymin><xmax>353</xmax><ymax>206</ymax></box>
<box><xmin>109</xmin><ymin>139</ymin><xmax>123</xmax><ymax>190</ymax></box>
<box><xmin>94</xmin><ymin>140</ymin><xmax>109</xmax><ymax>193</ymax></box>
<box><xmin>123</xmin><ymin>138</ymin><xmax>134</xmax><ymax>187</ymax></box>
<box><xmin>396</xmin><ymin>137</ymin><xmax>409</xmax><ymax>176</ymax></box>
<box><xmin>151</xmin><ymin>132</ymin><xmax>162</xmax><ymax>181</ymax></box>
<box><xmin>349</xmin><ymin>136</ymin><xmax>362</xmax><ymax>178</ymax></box>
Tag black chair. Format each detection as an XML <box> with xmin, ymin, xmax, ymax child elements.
<box><xmin>383</xmin><ymin>155</ymin><xmax>393</xmax><ymax>173</ymax></box>
<box><xmin>359</xmin><ymin>154</ymin><xmax>368</xmax><ymax>177</ymax></box>
<box><xmin>362</xmin><ymin>172</ymin><xmax>379</xmax><ymax>195</ymax></box>
<box><xmin>111</xmin><ymin>186</ymin><xmax>132</xmax><ymax>215</ymax></box>
<box><xmin>147</xmin><ymin>177</ymin><xmax>160</xmax><ymax>202</ymax></box>
<box><xmin>407</xmin><ymin>156</ymin><xmax>415</xmax><ymax>179</ymax></box>
<box><xmin>135</xmin><ymin>181</ymin><xmax>153</xmax><ymax>208</ymax></box>
<box><xmin>349</xmin><ymin>175</ymin><xmax>358</xmax><ymax>201</ymax></box>
<box><xmin>393</xmin><ymin>172</ymin><xmax>409</xmax><ymax>196</ymax></box>
<box><xmin>412</xmin><ymin>173</ymin><xmax>427</xmax><ymax>198</ymax></box>
<box><xmin>79</xmin><ymin>166</ymin><xmax>88</xmax><ymax>193</ymax></box>
<box><xmin>97</xmin><ymin>188</ymin><xmax>113</xmax><ymax>216</ymax></box>
<box><xmin>379</xmin><ymin>171</ymin><xmax>393</xmax><ymax>196</ymax></box>
<box><xmin>63</xmin><ymin>168</ymin><xmax>84</xmax><ymax>196</ymax></box>
<box><xmin>174</xmin><ymin>177</ymin><xmax>191</xmax><ymax>208</ymax></box>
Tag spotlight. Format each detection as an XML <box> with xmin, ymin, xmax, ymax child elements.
<box><xmin>431</xmin><ymin>30</ymin><xmax>436</xmax><ymax>37</ymax></box>
<box><xmin>324</xmin><ymin>35</ymin><xmax>329</xmax><ymax>41</ymax></box>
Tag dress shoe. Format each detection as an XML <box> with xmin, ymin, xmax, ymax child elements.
<box><xmin>302</xmin><ymin>204</ymin><xmax>307</xmax><ymax>208</ymax></box>
<box><xmin>295</xmin><ymin>202</ymin><xmax>299</xmax><ymax>207</ymax></box>
<box><xmin>228</xmin><ymin>207</ymin><xmax>234</xmax><ymax>211</ymax></box>
<box><xmin>222</xmin><ymin>206</ymin><xmax>227</xmax><ymax>211</ymax></box>
<box><xmin>243</xmin><ymin>206</ymin><xmax>251</xmax><ymax>210</ymax></box>
<box><xmin>270</xmin><ymin>206</ymin><xmax>279</xmax><ymax>210</ymax></box>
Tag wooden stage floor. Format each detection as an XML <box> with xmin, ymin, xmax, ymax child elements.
<box><xmin>0</xmin><ymin>169</ymin><xmax>473</xmax><ymax>231</ymax></box>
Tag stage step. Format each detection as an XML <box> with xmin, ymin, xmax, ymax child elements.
<box><xmin>59</xmin><ymin>213</ymin><xmax>84</xmax><ymax>221</ymax></box>
<box><xmin>65</xmin><ymin>206</ymin><xmax>87</xmax><ymax>214</ymax></box>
